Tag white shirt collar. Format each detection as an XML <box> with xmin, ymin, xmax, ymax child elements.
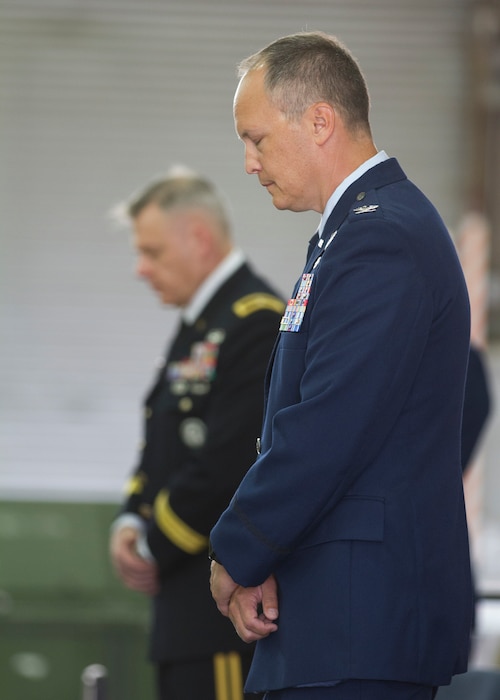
<box><xmin>318</xmin><ymin>150</ymin><xmax>389</xmax><ymax>239</ymax></box>
<box><xmin>182</xmin><ymin>248</ymin><xmax>246</xmax><ymax>325</ymax></box>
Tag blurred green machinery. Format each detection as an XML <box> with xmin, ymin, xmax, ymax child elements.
<box><xmin>0</xmin><ymin>501</ymin><xmax>155</xmax><ymax>700</ymax></box>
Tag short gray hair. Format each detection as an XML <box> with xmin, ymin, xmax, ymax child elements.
<box><xmin>113</xmin><ymin>166</ymin><xmax>232</xmax><ymax>236</ymax></box>
<box><xmin>238</xmin><ymin>31</ymin><xmax>371</xmax><ymax>135</ymax></box>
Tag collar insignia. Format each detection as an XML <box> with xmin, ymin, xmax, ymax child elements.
<box><xmin>352</xmin><ymin>204</ymin><xmax>379</xmax><ymax>214</ymax></box>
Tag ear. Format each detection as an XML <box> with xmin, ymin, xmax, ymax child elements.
<box><xmin>189</xmin><ymin>216</ymin><xmax>214</xmax><ymax>256</ymax></box>
<box><xmin>309</xmin><ymin>102</ymin><xmax>335</xmax><ymax>145</ymax></box>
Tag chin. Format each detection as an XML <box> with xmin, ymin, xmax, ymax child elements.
<box><xmin>271</xmin><ymin>196</ymin><xmax>290</xmax><ymax>211</ymax></box>
<box><xmin>273</xmin><ymin>196</ymin><xmax>308</xmax><ymax>213</ymax></box>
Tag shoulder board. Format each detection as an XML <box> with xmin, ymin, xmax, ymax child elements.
<box><xmin>232</xmin><ymin>293</ymin><xmax>285</xmax><ymax>318</ymax></box>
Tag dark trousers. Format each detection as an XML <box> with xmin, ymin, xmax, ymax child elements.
<box><xmin>156</xmin><ymin>650</ymin><xmax>262</xmax><ymax>700</ymax></box>
<box><xmin>263</xmin><ymin>681</ymin><xmax>439</xmax><ymax>700</ymax></box>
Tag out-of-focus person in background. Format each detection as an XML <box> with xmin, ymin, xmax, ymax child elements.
<box><xmin>462</xmin><ymin>344</ymin><xmax>492</xmax><ymax>474</ymax></box>
<box><xmin>109</xmin><ymin>168</ymin><xmax>284</xmax><ymax>700</ymax></box>
<box><xmin>461</xmin><ymin>342</ymin><xmax>492</xmax><ymax>644</ymax></box>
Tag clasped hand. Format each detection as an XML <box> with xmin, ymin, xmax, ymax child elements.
<box><xmin>210</xmin><ymin>561</ymin><xmax>279</xmax><ymax>643</ymax></box>
<box><xmin>110</xmin><ymin>526</ymin><xmax>159</xmax><ymax>596</ymax></box>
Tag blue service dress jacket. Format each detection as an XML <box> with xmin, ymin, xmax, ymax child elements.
<box><xmin>210</xmin><ymin>158</ymin><xmax>474</xmax><ymax>692</ymax></box>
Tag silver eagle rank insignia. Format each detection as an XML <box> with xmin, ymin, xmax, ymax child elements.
<box><xmin>352</xmin><ymin>204</ymin><xmax>379</xmax><ymax>214</ymax></box>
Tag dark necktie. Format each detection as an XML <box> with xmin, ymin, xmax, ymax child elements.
<box><xmin>306</xmin><ymin>231</ymin><xmax>320</xmax><ymax>263</ymax></box>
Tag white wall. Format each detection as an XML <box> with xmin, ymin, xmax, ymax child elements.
<box><xmin>0</xmin><ymin>0</ymin><xmax>471</xmax><ymax>500</ymax></box>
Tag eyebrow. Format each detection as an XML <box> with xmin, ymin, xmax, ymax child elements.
<box><xmin>239</xmin><ymin>129</ymin><xmax>260</xmax><ymax>142</ymax></box>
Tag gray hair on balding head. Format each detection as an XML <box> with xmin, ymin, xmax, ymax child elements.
<box><xmin>237</xmin><ymin>31</ymin><xmax>371</xmax><ymax>136</ymax></box>
<box><xmin>111</xmin><ymin>166</ymin><xmax>232</xmax><ymax>238</ymax></box>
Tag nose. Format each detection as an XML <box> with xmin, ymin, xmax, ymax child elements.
<box><xmin>136</xmin><ymin>254</ymin><xmax>151</xmax><ymax>279</ymax></box>
<box><xmin>244</xmin><ymin>143</ymin><xmax>261</xmax><ymax>175</ymax></box>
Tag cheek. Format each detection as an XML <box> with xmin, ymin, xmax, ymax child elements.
<box><xmin>167</xmin><ymin>253</ymin><xmax>192</xmax><ymax>286</ymax></box>
<box><xmin>274</xmin><ymin>143</ymin><xmax>298</xmax><ymax>178</ymax></box>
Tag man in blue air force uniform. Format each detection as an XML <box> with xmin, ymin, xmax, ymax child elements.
<box><xmin>210</xmin><ymin>33</ymin><xmax>474</xmax><ymax>700</ymax></box>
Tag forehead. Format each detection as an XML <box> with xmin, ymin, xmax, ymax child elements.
<box><xmin>233</xmin><ymin>69</ymin><xmax>277</xmax><ymax>133</ymax></box>
<box><xmin>133</xmin><ymin>203</ymin><xmax>184</xmax><ymax>245</ymax></box>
